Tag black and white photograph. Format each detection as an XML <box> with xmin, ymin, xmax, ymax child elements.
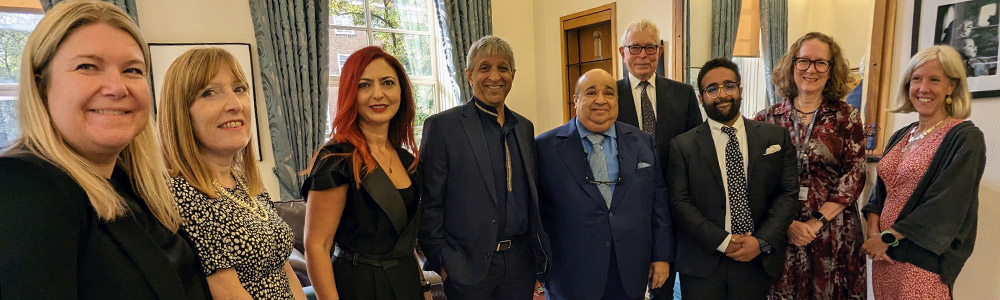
<box><xmin>917</xmin><ymin>0</ymin><xmax>1000</xmax><ymax>98</ymax></box>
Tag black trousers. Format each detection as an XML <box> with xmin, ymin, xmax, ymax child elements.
<box><xmin>679</xmin><ymin>257</ymin><xmax>773</xmax><ymax>300</ymax></box>
<box><xmin>647</xmin><ymin>270</ymin><xmax>677</xmax><ymax>299</ymax></box>
<box><xmin>443</xmin><ymin>240</ymin><xmax>535</xmax><ymax>300</ymax></box>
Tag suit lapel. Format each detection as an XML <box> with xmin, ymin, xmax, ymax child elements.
<box><xmin>694</xmin><ymin>123</ymin><xmax>724</xmax><ymax>189</ymax></box>
<box><xmin>361</xmin><ymin>166</ymin><xmax>408</xmax><ymax>234</ymax></box>
<box><xmin>514</xmin><ymin>115</ymin><xmax>537</xmax><ymax>197</ymax></box>
<box><xmin>555</xmin><ymin>120</ymin><xmax>607</xmax><ymax>207</ymax></box>
<box><xmin>104</xmin><ymin>219</ymin><xmax>187</xmax><ymax>300</ymax></box>
<box><xmin>610</xmin><ymin>125</ymin><xmax>636</xmax><ymax>211</ymax></box>
<box><xmin>459</xmin><ymin>102</ymin><xmax>498</xmax><ymax>206</ymax></box>
<box><xmin>743</xmin><ymin>119</ymin><xmax>765</xmax><ymax>184</ymax></box>
<box><xmin>617</xmin><ymin>77</ymin><xmax>639</xmax><ymax>126</ymax></box>
<box><xmin>653</xmin><ymin>77</ymin><xmax>673</xmax><ymax>132</ymax></box>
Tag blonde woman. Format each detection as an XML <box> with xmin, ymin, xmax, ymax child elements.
<box><xmin>0</xmin><ymin>1</ymin><xmax>210</xmax><ymax>299</ymax></box>
<box><xmin>158</xmin><ymin>47</ymin><xmax>306</xmax><ymax>300</ymax></box>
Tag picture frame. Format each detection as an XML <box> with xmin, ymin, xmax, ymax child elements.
<box><xmin>148</xmin><ymin>43</ymin><xmax>262</xmax><ymax>161</ymax></box>
<box><xmin>912</xmin><ymin>0</ymin><xmax>1000</xmax><ymax>98</ymax></box>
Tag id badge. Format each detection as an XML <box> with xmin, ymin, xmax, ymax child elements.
<box><xmin>798</xmin><ymin>186</ymin><xmax>809</xmax><ymax>201</ymax></box>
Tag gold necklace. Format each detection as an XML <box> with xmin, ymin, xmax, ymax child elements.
<box><xmin>213</xmin><ymin>176</ymin><xmax>268</xmax><ymax>221</ymax></box>
<box><xmin>903</xmin><ymin>119</ymin><xmax>946</xmax><ymax>152</ymax></box>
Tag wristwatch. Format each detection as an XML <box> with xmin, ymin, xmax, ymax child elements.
<box><xmin>811</xmin><ymin>211</ymin><xmax>829</xmax><ymax>226</ymax></box>
<box><xmin>880</xmin><ymin>230</ymin><xmax>899</xmax><ymax>247</ymax></box>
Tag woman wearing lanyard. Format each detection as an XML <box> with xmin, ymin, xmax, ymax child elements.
<box><xmin>755</xmin><ymin>32</ymin><xmax>867</xmax><ymax>300</ymax></box>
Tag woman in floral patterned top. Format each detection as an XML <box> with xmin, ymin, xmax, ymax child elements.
<box><xmin>158</xmin><ymin>48</ymin><xmax>306</xmax><ymax>299</ymax></box>
<box><xmin>756</xmin><ymin>32</ymin><xmax>867</xmax><ymax>300</ymax></box>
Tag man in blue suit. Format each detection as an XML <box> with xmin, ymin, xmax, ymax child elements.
<box><xmin>536</xmin><ymin>69</ymin><xmax>673</xmax><ymax>300</ymax></box>
<box><xmin>419</xmin><ymin>36</ymin><xmax>550</xmax><ymax>299</ymax></box>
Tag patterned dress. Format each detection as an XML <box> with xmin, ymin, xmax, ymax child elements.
<box><xmin>755</xmin><ymin>99</ymin><xmax>867</xmax><ymax>300</ymax></box>
<box><xmin>170</xmin><ymin>176</ymin><xmax>296</xmax><ymax>299</ymax></box>
<box><xmin>871</xmin><ymin>119</ymin><xmax>961</xmax><ymax>299</ymax></box>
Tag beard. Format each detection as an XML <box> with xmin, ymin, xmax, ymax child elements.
<box><xmin>703</xmin><ymin>96</ymin><xmax>743</xmax><ymax>124</ymax></box>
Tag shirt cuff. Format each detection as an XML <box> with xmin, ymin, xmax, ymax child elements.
<box><xmin>716</xmin><ymin>233</ymin><xmax>733</xmax><ymax>253</ymax></box>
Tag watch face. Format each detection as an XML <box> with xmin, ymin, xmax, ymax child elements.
<box><xmin>881</xmin><ymin>232</ymin><xmax>896</xmax><ymax>244</ymax></box>
<box><xmin>812</xmin><ymin>211</ymin><xmax>824</xmax><ymax>219</ymax></box>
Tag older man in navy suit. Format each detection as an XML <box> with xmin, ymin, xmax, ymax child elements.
<box><xmin>536</xmin><ymin>69</ymin><xmax>673</xmax><ymax>300</ymax></box>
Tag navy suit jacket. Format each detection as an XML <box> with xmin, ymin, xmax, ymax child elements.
<box><xmin>536</xmin><ymin>120</ymin><xmax>673</xmax><ymax>300</ymax></box>
<box><xmin>418</xmin><ymin>100</ymin><xmax>551</xmax><ymax>286</ymax></box>
<box><xmin>616</xmin><ymin>75</ymin><xmax>702</xmax><ymax>180</ymax></box>
<box><xmin>666</xmin><ymin>119</ymin><xmax>798</xmax><ymax>278</ymax></box>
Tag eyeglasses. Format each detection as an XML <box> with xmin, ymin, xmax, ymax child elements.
<box><xmin>586</xmin><ymin>176</ymin><xmax>622</xmax><ymax>186</ymax></box>
<box><xmin>625</xmin><ymin>44</ymin><xmax>659</xmax><ymax>55</ymax></box>
<box><xmin>701</xmin><ymin>82</ymin><xmax>741</xmax><ymax>98</ymax></box>
<box><xmin>793</xmin><ymin>57</ymin><xmax>832</xmax><ymax>73</ymax></box>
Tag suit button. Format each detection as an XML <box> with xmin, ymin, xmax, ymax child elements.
<box><xmin>491</xmin><ymin>219</ymin><xmax>497</xmax><ymax>225</ymax></box>
<box><xmin>605</xmin><ymin>241</ymin><xmax>611</xmax><ymax>247</ymax></box>
<box><xmin>484</xmin><ymin>252</ymin><xmax>491</xmax><ymax>258</ymax></box>
<box><xmin>609</xmin><ymin>212</ymin><xmax>614</xmax><ymax>217</ymax></box>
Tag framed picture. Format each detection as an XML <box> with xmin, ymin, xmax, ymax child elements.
<box><xmin>148</xmin><ymin>43</ymin><xmax>262</xmax><ymax>161</ymax></box>
<box><xmin>912</xmin><ymin>0</ymin><xmax>1000</xmax><ymax>98</ymax></box>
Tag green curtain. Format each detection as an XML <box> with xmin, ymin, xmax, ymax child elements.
<box><xmin>436</xmin><ymin>0</ymin><xmax>491</xmax><ymax>102</ymax></box>
<box><xmin>760</xmin><ymin>0</ymin><xmax>787</xmax><ymax>105</ymax></box>
<box><xmin>711</xmin><ymin>0</ymin><xmax>742</xmax><ymax>59</ymax></box>
<box><xmin>248</xmin><ymin>0</ymin><xmax>329</xmax><ymax>201</ymax></box>
<box><xmin>40</xmin><ymin>0</ymin><xmax>139</xmax><ymax>23</ymax></box>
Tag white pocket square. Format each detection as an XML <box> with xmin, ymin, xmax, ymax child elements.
<box><xmin>764</xmin><ymin>144</ymin><xmax>782</xmax><ymax>155</ymax></box>
<box><xmin>637</xmin><ymin>162</ymin><xmax>652</xmax><ymax>169</ymax></box>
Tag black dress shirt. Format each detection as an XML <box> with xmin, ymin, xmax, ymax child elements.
<box><xmin>473</xmin><ymin>97</ymin><xmax>530</xmax><ymax>239</ymax></box>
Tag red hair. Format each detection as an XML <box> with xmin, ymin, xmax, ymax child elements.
<box><xmin>310</xmin><ymin>46</ymin><xmax>418</xmax><ymax>186</ymax></box>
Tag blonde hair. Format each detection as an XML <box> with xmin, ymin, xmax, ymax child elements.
<box><xmin>621</xmin><ymin>19</ymin><xmax>660</xmax><ymax>45</ymax></box>
<box><xmin>890</xmin><ymin>45</ymin><xmax>972</xmax><ymax>119</ymax></box>
<box><xmin>158</xmin><ymin>48</ymin><xmax>264</xmax><ymax>198</ymax></box>
<box><xmin>7</xmin><ymin>0</ymin><xmax>181</xmax><ymax>231</ymax></box>
<box><xmin>772</xmin><ymin>32</ymin><xmax>852</xmax><ymax>102</ymax></box>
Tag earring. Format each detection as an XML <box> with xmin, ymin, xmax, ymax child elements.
<box><xmin>946</xmin><ymin>95</ymin><xmax>953</xmax><ymax>105</ymax></box>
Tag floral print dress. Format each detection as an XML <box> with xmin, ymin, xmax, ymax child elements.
<box><xmin>755</xmin><ymin>99</ymin><xmax>867</xmax><ymax>300</ymax></box>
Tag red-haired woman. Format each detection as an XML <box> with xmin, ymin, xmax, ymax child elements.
<box><xmin>302</xmin><ymin>46</ymin><xmax>422</xmax><ymax>300</ymax></box>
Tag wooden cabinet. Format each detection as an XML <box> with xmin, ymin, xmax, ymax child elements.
<box><xmin>560</xmin><ymin>3</ymin><xmax>617</xmax><ymax>122</ymax></box>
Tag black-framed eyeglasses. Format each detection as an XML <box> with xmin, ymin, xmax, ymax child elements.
<box><xmin>701</xmin><ymin>82</ymin><xmax>741</xmax><ymax>98</ymax></box>
<box><xmin>625</xmin><ymin>44</ymin><xmax>659</xmax><ymax>55</ymax></box>
<box><xmin>793</xmin><ymin>57</ymin><xmax>832</xmax><ymax>73</ymax></box>
<box><xmin>586</xmin><ymin>176</ymin><xmax>622</xmax><ymax>185</ymax></box>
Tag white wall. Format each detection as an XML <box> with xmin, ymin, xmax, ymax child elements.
<box><xmin>135</xmin><ymin>0</ymin><xmax>281</xmax><ymax>197</ymax></box>
<box><xmin>787</xmin><ymin>0</ymin><xmax>875</xmax><ymax>70</ymax></box>
<box><xmin>493</xmin><ymin>0</ymin><xmax>674</xmax><ymax>133</ymax></box>
<box><xmin>887</xmin><ymin>2</ymin><xmax>1000</xmax><ymax>298</ymax></box>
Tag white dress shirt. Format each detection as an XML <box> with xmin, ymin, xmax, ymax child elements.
<box><xmin>628</xmin><ymin>72</ymin><xmax>657</xmax><ymax>131</ymax></box>
<box><xmin>706</xmin><ymin>117</ymin><xmax>749</xmax><ymax>252</ymax></box>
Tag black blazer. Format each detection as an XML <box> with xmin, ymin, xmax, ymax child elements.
<box><xmin>617</xmin><ymin>75</ymin><xmax>703</xmax><ymax>179</ymax></box>
<box><xmin>666</xmin><ymin>119</ymin><xmax>798</xmax><ymax>278</ymax></box>
<box><xmin>418</xmin><ymin>100</ymin><xmax>551</xmax><ymax>285</ymax></box>
<box><xmin>0</xmin><ymin>152</ymin><xmax>210</xmax><ymax>300</ymax></box>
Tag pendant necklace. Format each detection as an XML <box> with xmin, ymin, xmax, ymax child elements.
<box><xmin>903</xmin><ymin>119</ymin><xmax>946</xmax><ymax>152</ymax></box>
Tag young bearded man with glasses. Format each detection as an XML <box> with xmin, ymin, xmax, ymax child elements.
<box><xmin>615</xmin><ymin>19</ymin><xmax>702</xmax><ymax>298</ymax></box>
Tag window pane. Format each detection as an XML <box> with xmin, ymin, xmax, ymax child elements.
<box><xmin>325</xmin><ymin>84</ymin><xmax>339</xmax><ymax>138</ymax></box>
<box><xmin>367</xmin><ymin>0</ymin><xmax>430</xmax><ymax>32</ymax></box>
<box><xmin>331</xmin><ymin>0</ymin><xmax>366</xmax><ymax>27</ymax></box>
<box><xmin>372</xmin><ymin>32</ymin><xmax>432</xmax><ymax>77</ymax></box>
<box><xmin>0</xmin><ymin>99</ymin><xmax>18</xmax><ymax>147</ymax></box>
<box><xmin>0</xmin><ymin>12</ymin><xmax>42</xmax><ymax>84</ymax></box>
<box><xmin>413</xmin><ymin>84</ymin><xmax>433</xmax><ymax>127</ymax></box>
<box><xmin>330</xmin><ymin>30</ymin><xmax>369</xmax><ymax>76</ymax></box>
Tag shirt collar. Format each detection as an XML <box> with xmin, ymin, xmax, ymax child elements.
<box><xmin>576</xmin><ymin>118</ymin><xmax>617</xmax><ymax>140</ymax></box>
<box><xmin>707</xmin><ymin>116</ymin><xmax>745</xmax><ymax>134</ymax></box>
<box><xmin>628</xmin><ymin>72</ymin><xmax>655</xmax><ymax>90</ymax></box>
<box><xmin>472</xmin><ymin>96</ymin><xmax>517</xmax><ymax>126</ymax></box>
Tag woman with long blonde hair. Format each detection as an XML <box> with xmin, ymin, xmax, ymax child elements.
<box><xmin>0</xmin><ymin>1</ymin><xmax>209</xmax><ymax>299</ymax></box>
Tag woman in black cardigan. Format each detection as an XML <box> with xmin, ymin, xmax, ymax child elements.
<box><xmin>0</xmin><ymin>1</ymin><xmax>209</xmax><ymax>299</ymax></box>
<box><xmin>862</xmin><ymin>45</ymin><xmax>985</xmax><ymax>299</ymax></box>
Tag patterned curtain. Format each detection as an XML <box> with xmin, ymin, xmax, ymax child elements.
<box><xmin>760</xmin><ymin>0</ymin><xmax>787</xmax><ymax>105</ymax></box>
<box><xmin>436</xmin><ymin>0</ymin><xmax>491</xmax><ymax>102</ymax></box>
<box><xmin>248</xmin><ymin>0</ymin><xmax>329</xmax><ymax>201</ymax></box>
<box><xmin>40</xmin><ymin>0</ymin><xmax>139</xmax><ymax>22</ymax></box>
<box><xmin>711</xmin><ymin>0</ymin><xmax>742</xmax><ymax>59</ymax></box>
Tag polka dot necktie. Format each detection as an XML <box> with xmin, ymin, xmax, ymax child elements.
<box><xmin>639</xmin><ymin>81</ymin><xmax>656</xmax><ymax>135</ymax></box>
<box><xmin>721</xmin><ymin>126</ymin><xmax>753</xmax><ymax>234</ymax></box>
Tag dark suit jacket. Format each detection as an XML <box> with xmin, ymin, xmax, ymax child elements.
<box><xmin>418</xmin><ymin>100</ymin><xmax>551</xmax><ymax>285</ymax></box>
<box><xmin>536</xmin><ymin>120</ymin><xmax>673</xmax><ymax>300</ymax></box>
<box><xmin>0</xmin><ymin>152</ymin><xmax>210</xmax><ymax>300</ymax></box>
<box><xmin>666</xmin><ymin>119</ymin><xmax>798</xmax><ymax>278</ymax></box>
<box><xmin>617</xmin><ymin>75</ymin><xmax>703</xmax><ymax>179</ymax></box>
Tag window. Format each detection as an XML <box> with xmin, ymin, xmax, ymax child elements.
<box><xmin>329</xmin><ymin>0</ymin><xmax>455</xmax><ymax>140</ymax></box>
<box><xmin>0</xmin><ymin>6</ymin><xmax>43</xmax><ymax>148</ymax></box>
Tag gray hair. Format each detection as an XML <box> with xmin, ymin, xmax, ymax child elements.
<box><xmin>621</xmin><ymin>19</ymin><xmax>660</xmax><ymax>45</ymax></box>
<box><xmin>466</xmin><ymin>35</ymin><xmax>515</xmax><ymax>70</ymax></box>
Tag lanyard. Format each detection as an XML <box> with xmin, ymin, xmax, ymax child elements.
<box><xmin>791</xmin><ymin>108</ymin><xmax>819</xmax><ymax>174</ymax></box>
